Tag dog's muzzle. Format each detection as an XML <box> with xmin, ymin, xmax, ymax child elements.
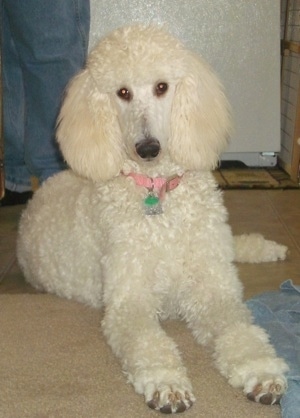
<box><xmin>135</xmin><ymin>138</ymin><xmax>161</xmax><ymax>160</ymax></box>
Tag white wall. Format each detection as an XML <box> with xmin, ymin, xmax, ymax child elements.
<box><xmin>90</xmin><ymin>0</ymin><xmax>281</xmax><ymax>165</ymax></box>
<box><xmin>280</xmin><ymin>0</ymin><xmax>300</xmax><ymax>171</ymax></box>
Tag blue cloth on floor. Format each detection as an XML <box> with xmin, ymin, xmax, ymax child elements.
<box><xmin>246</xmin><ymin>280</ymin><xmax>300</xmax><ymax>418</ymax></box>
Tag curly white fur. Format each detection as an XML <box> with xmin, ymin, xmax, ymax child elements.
<box><xmin>234</xmin><ymin>233</ymin><xmax>288</xmax><ymax>263</ymax></box>
<box><xmin>17</xmin><ymin>25</ymin><xmax>288</xmax><ymax>414</ymax></box>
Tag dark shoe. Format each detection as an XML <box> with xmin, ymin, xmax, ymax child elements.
<box><xmin>0</xmin><ymin>189</ymin><xmax>33</xmax><ymax>206</ymax></box>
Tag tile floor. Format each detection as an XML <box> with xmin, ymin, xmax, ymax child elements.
<box><xmin>1</xmin><ymin>189</ymin><xmax>300</xmax><ymax>299</ymax></box>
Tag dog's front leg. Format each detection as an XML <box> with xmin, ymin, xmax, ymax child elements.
<box><xmin>102</xmin><ymin>297</ymin><xmax>195</xmax><ymax>413</ymax></box>
<box><xmin>177</xmin><ymin>267</ymin><xmax>288</xmax><ymax>406</ymax></box>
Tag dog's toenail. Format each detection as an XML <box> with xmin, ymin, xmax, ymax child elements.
<box><xmin>259</xmin><ymin>393</ymin><xmax>273</xmax><ymax>405</ymax></box>
<box><xmin>176</xmin><ymin>401</ymin><xmax>187</xmax><ymax>413</ymax></box>
<box><xmin>273</xmin><ymin>395</ymin><xmax>282</xmax><ymax>405</ymax></box>
<box><xmin>147</xmin><ymin>400</ymin><xmax>158</xmax><ymax>410</ymax></box>
<box><xmin>247</xmin><ymin>392</ymin><xmax>255</xmax><ymax>402</ymax></box>
<box><xmin>160</xmin><ymin>404</ymin><xmax>173</xmax><ymax>414</ymax></box>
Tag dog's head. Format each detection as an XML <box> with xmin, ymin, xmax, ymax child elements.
<box><xmin>57</xmin><ymin>25</ymin><xmax>232</xmax><ymax>181</ymax></box>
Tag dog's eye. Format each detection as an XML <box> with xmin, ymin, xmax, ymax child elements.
<box><xmin>155</xmin><ymin>82</ymin><xmax>168</xmax><ymax>97</ymax></box>
<box><xmin>117</xmin><ymin>87</ymin><xmax>132</xmax><ymax>101</ymax></box>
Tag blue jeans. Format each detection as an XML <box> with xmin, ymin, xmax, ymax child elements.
<box><xmin>2</xmin><ymin>0</ymin><xmax>90</xmax><ymax>191</ymax></box>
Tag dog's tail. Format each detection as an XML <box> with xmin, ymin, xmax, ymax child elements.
<box><xmin>233</xmin><ymin>233</ymin><xmax>288</xmax><ymax>263</ymax></box>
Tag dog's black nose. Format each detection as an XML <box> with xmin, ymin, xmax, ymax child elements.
<box><xmin>135</xmin><ymin>138</ymin><xmax>161</xmax><ymax>160</ymax></box>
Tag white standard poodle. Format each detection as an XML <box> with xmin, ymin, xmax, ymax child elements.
<box><xmin>17</xmin><ymin>25</ymin><xmax>288</xmax><ymax>414</ymax></box>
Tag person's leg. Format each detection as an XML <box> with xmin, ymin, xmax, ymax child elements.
<box><xmin>4</xmin><ymin>0</ymin><xmax>90</xmax><ymax>184</ymax></box>
<box><xmin>2</xmin><ymin>5</ymin><xmax>32</xmax><ymax>192</ymax></box>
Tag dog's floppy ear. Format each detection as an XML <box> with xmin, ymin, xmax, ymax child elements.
<box><xmin>170</xmin><ymin>52</ymin><xmax>232</xmax><ymax>170</ymax></box>
<box><xmin>56</xmin><ymin>69</ymin><xmax>124</xmax><ymax>182</ymax></box>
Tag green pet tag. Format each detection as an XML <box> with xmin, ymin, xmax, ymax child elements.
<box><xmin>143</xmin><ymin>193</ymin><xmax>163</xmax><ymax>215</ymax></box>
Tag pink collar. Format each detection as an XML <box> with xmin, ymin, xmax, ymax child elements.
<box><xmin>125</xmin><ymin>172</ymin><xmax>182</xmax><ymax>199</ymax></box>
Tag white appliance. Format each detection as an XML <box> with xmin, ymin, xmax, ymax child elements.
<box><xmin>90</xmin><ymin>0</ymin><xmax>280</xmax><ymax>166</ymax></box>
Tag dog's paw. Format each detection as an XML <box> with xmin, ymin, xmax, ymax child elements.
<box><xmin>146</xmin><ymin>384</ymin><xmax>195</xmax><ymax>414</ymax></box>
<box><xmin>245</xmin><ymin>375</ymin><xmax>287</xmax><ymax>405</ymax></box>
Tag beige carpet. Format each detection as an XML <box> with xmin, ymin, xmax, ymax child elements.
<box><xmin>0</xmin><ymin>294</ymin><xmax>281</xmax><ymax>418</ymax></box>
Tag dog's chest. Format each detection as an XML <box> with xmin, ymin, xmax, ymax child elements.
<box><xmin>95</xmin><ymin>172</ymin><xmax>225</xmax><ymax>250</ymax></box>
